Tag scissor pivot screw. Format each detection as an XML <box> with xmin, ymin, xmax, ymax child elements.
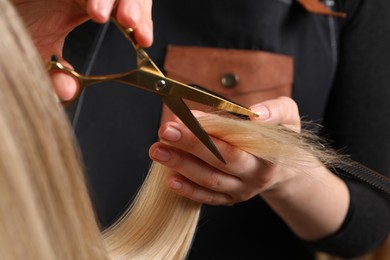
<box><xmin>155</xmin><ymin>79</ymin><xmax>167</xmax><ymax>91</ymax></box>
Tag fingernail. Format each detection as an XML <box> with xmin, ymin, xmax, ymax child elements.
<box><xmin>151</xmin><ymin>147</ymin><xmax>171</xmax><ymax>162</ymax></box>
<box><xmin>169</xmin><ymin>180</ymin><xmax>183</xmax><ymax>190</ymax></box>
<box><xmin>250</xmin><ymin>105</ymin><xmax>270</xmax><ymax>120</ymax></box>
<box><xmin>161</xmin><ymin>126</ymin><xmax>181</xmax><ymax>142</ymax></box>
<box><xmin>127</xmin><ymin>1</ymin><xmax>141</xmax><ymax>26</ymax></box>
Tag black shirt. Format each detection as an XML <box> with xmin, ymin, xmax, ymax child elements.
<box><xmin>64</xmin><ymin>0</ymin><xmax>390</xmax><ymax>258</ymax></box>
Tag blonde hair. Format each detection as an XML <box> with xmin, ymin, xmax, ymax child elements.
<box><xmin>0</xmin><ymin>1</ymin><xmax>200</xmax><ymax>258</ymax></box>
<box><xmin>0</xmin><ymin>0</ymin><xmax>108</xmax><ymax>259</ymax></box>
<box><xmin>0</xmin><ymin>0</ymin><xmax>351</xmax><ymax>259</ymax></box>
<box><xmin>102</xmin><ymin>115</ymin><xmax>341</xmax><ymax>259</ymax></box>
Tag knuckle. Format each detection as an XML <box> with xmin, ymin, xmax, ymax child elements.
<box><xmin>187</xmin><ymin>132</ymin><xmax>199</xmax><ymax>148</ymax></box>
<box><xmin>221</xmin><ymin>143</ymin><xmax>240</xmax><ymax>164</ymax></box>
<box><xmin>203</xmin><ymin>193</ymin><xmax>217</xmax><ymax>205</ymax></box>
<box><xmin>234</xmin><ymin>190</ymin><xmax>254</xmax><ymax>202</ymax></box>
<box><xmin>222</xmin><ymin>146</ymin><xmax>254</xmax><ymax>179</ymax></box>
<box><xmin>223</xmin><ymin>196</ymin><xmax>235</xmax><ymax>206</ymax></box>
<box><xmin>276</xmin><ymin>99</ymin><xmax>290</xmax><ymax>119</ymax></box>
<box><xmin>203</xmin><ymin>171</ymin><xmax>221</xmax><ymax>189</ymax></box>
<box><xmin>165</xmin><ymin>150</ymin><xmax>185</xmax><ymax>169</ymax></box>
<box><xmin>273</xmin><ymin>97</ymin><xmax>301</xmax><ymax>131</ymax></box>
<box><xmin>278</xmin><ymin>96</ymin><xmax>299</xmax><ymax>116</ymax></box>
<box><xmin>188</xmin><ymin>187</ymin><xmax>195</xmax><ymax>198</ymax></box>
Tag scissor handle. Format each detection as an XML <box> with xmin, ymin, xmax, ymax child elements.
<box><xmin>47</xmin><ymin>56</ymin><xmax>131</xmax><ymax>105</ymax></box>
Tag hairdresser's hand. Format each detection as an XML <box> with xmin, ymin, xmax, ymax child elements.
<box><xmin>149</xmin><ymin>96</ymin><xmax>302</xmax><ymax>205</ymax></box>
<box><xmin>150</xmin><ymin>96</ymin><xmax>349</xmax><ymax>241</ymax></box>
<box><xmin>12</xmin><ymin>0</ymin><xmax>153</xmax><ymax>100</ymax></box>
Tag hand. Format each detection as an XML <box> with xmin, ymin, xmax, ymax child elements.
<box><xmin>12</xmin><ymin>0</ymin><xmax>153</xmax><ymax>100</ymax></box>
<box><xmin>149</xmin><ymin>96</ymin><xmax>350</xmax><ymax>240</ymax></box>
<box><xmin>149</xmin><ymin>97</ymin><xmax>302</xmax><ymax>205</ymax></box>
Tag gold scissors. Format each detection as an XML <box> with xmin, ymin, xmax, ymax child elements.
<box><xmin>47</xmin><ymin>19</ymin><xmax>258</xmax><ymax>163</ymax></box>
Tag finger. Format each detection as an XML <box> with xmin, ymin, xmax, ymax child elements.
<box><xmin>250</xmin><ymin>96</ymin><xmax>301</xmax><ymax>132</ymax></box>
<box><xmin>155</xmin><ymin>119</ymin><xmax>261</xmax><ymax>177</ymax></box>
<box><xmin>87</xmin><ymin>0</ymin><xmax>117</xmax><ymax>23</ymax></box>
<box><xmin>166</xmin><ymin>174</ymin><xmax>234</xmax><ymax>205</ymax></box>
<box><xmin>149</xmin><ymin>142</ymin><xmax>242</xmax><ymax>195</ymax></box>
<box><xmin>49</xmin><ymin>59</ymin><xmax>78</xmax><ymax>101</ymax></box>
<box><xmin>132</xmin><ymin>21</ymin><xmax>153</xmax><ymax>47</ymax></box>
<box><xmin>115</xmin><ymin>0</ymin><xmax>153</xmax><ymax>47</ymax></box>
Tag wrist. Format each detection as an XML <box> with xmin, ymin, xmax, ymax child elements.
<box><xmin>259</xmin><ymin>165</ymin><xmax>350</xmax><ymax>240</ymax></box>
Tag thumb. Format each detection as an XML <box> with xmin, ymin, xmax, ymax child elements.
<box><xmin>250</xmin><ymin>96</ymin><xmax>301</xmax><ymax>133</ymax></box>
<box><xmin>49</xmin><ymin>58</ymin><xmax>78</xmax><ymax>101</ymax></box>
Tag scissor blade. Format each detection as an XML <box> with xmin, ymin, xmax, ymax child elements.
<box><xmin>165</xmin><ymin>78</ymin><xmax>258</xmax><ymax>118</ymax></box>
<box><xmin>162</xmin><ymin>96</ymin><xmax>226</xmax><ymax>164</ymax></box>
<box><xmin>116</xmin><ymin>70</ymin><xmax>257</xmax><ymax>118</ymax></box>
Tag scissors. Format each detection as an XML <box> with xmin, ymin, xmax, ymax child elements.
<box><xmin>47</xmin><ymin>19</ymin><xmax>258</xmax><ymax>164</ymax></box>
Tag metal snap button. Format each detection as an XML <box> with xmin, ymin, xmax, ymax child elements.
<box><xmin>221</xmin><ymin>73</ymin><xmax>239</xmax><ymax>88</ymax></box>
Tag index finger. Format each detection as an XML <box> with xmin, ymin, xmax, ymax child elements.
<box><xmin>85</xmin><ymin>0</ymin><xmax>153</xmax><ymax>47</ymax></box>
<box><xmin>86</xmin><ymin>0</ymin><xmax>117</xmax><ymax>23</ymax></box>
<box><xmin>115</xmin><ymin>0</ymin><xmax>153</xmax><ymax>47</ymax></box>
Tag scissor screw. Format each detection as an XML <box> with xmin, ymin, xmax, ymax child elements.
<box><xmin>155</xmin><ymin>80</ymin><xmax>167</xmax><ymax>91</ymax></box>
